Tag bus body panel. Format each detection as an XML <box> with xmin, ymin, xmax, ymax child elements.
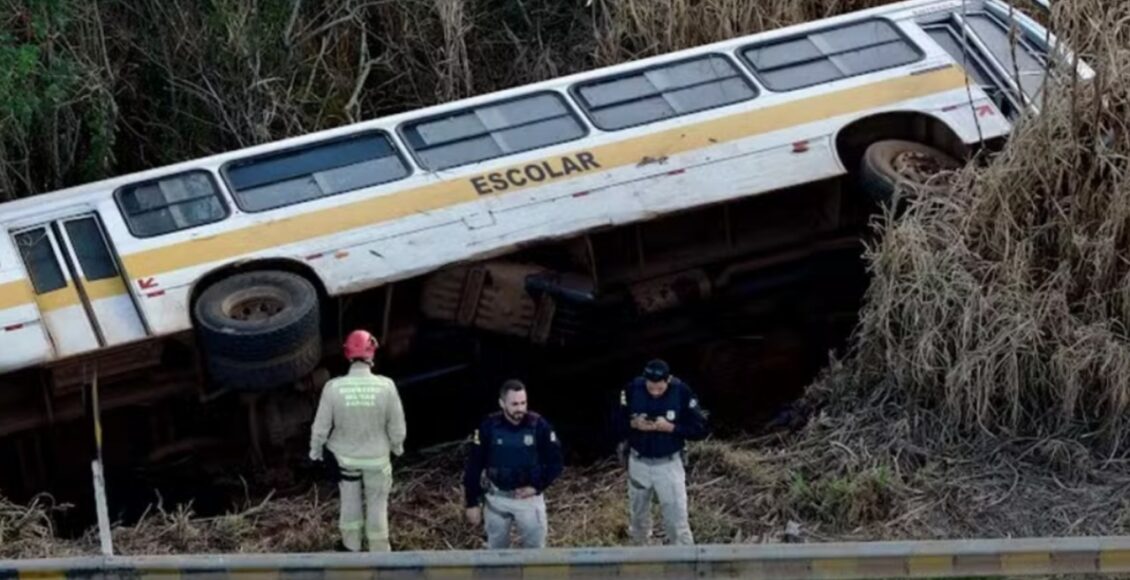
<box><xmin>122</xmin><ymin>67</ymin><xmax>1006</xmax><ymax>333</ymax></box>
<box><xmin>0</xmin><ymin>262</ymin><xmax>53</xmax><ymax>370</ymax></box>
<box><xmin>0</xmin><ymin>0</ymin><xmax>1069</xmax><ymax>373</ymax></box>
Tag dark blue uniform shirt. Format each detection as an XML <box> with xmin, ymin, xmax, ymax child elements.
<box><xmin>463</xmin><ymin>411</ymin><xmax>564</xmax><ymax>507</ymax></box>
<box><xmin>616</xmin><ymin>377</ymin><xmax>709</xmax><ymax>458</ymax></box>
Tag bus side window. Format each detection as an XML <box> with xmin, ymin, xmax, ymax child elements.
<box><xmin>572</xmin><ymin>54</ymin><xmax>757</xmax><ymax>132</ymax></box>
<box><xmin>224</xmin><ymin>131</ymin><xmax>411</xmax><ymax>213</ymax></box>
<box><xmin>924</xmin><ymin>24</ymin><xmax>1018</xmax><ymax>119</ymax></box>
<box><xmin>401</xmin><ymin>92</ymin><xmax>587</xmax><ymax>171</ymax></box>
<box><xmin>963</xmin><ymin>12</ymin><xmax>1049</xmax><ymax>104</ymax></box>
<box><xmin>741</xmin><ymin>19</ymin><xmax>923</xmax><ymax>92</ymax></box>
<box><xmin>115</xmin><ymin>171</ymin><xmax>230</xmax><ymax>238</ymax></box>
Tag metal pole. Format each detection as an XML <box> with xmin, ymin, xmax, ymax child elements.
<box><xmin>381</xmin><ymin>283</ymin><xmax>394</xmax><ymax>345</ymax></box>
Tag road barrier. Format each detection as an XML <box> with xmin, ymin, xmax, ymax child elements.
<box><xmin>5</xmin><ymin>536</ymin><xmax>1130</xmax><ymax>578</ymax></box>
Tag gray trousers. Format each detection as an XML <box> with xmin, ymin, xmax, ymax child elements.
<box><xmin>339</xmin><ymin>464</ymin><xmax>393</xmax><ymax>551</ymax></box>
<box><xmin>483</xmin><ymin>492</ymin><xmax>548</xmax><ymax>549</ymax></box>
<box><xmin>627</xmin><ymin>453</ymin><xmax>694</xmax><ymax>545</ymax></box>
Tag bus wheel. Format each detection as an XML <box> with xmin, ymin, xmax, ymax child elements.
<box><xmin>194</xmin><ymin>270</ymin><xmax>321</xmax><ymax>377</ymax></box>
<box><xmin>859</xmin><ymin>139</ymin><xmax>960</xmax><ymax>205</ymax></box>
<box><xmin>205</xmin><ymin>336</ymin><xmax>323</xmax><ymax>391</ymax></box>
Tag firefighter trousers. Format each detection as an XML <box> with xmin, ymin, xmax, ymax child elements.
<box><xmin>338</xmin><ymin>462</ymin><xmax>393</xmax><ymax>551</ymax></box>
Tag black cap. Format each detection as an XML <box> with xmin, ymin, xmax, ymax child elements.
<box><xmin>643</xmin><ymin>359</ymin><xmax>670</xmax><ymax>381</ymax></box>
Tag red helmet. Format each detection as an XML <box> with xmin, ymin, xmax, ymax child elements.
<box><xmin>343</xmin><ymin>329</ymin><xmax>378</xmax><ymax>361</ymax></box>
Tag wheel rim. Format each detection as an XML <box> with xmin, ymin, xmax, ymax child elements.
<box><xmin>222</xmin><ymin>288</ymin><xmax>289</xmax><ymax>322</ymax></box>
<box><xmin>227</xmin><ymin>296</ymin><xmax>285</xmax><ymax>321</ymax></box>
<box><xmin>892</xmin><ymin>150</ymin><xmax>954</xmax><ymax>187</ymax></box>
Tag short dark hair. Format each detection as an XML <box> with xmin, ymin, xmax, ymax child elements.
<box><xmin>499</xmin><ymin>379</ymin><xmax>526</xmax><ymax>400</ymax></box>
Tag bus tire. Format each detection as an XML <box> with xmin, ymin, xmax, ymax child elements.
<box><xmin>206</xmin><ymin>336</ymin><xmax>323</xmax><ymax>391</ymax></box>
<box><xmin>859</xmin><ymin>139</ymin><xmax>960</xmax><ymax>205</ymax></box>
<box><xmin>194</xmin><ymin>270</ymin><xmax>321</xmax><ymax>362</ymax></box>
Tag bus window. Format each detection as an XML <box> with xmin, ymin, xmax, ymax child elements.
<box><xmin>64</xmin><ymin>218</ymin><xmax>120</xmax><ymax>281</ymax></box>
<box><xmin>963</xmin><ymin>12</ymin><xmax>1049</xmax><ymax>103</ymax></box>
<box><xmin>743</xmin><ymin>19</ymin><xmax>922</xmax><ymax>92</ymax></box>
<box><xmin>225</xmin><ymin>131</ymin><xmax>410</xmax><ymax>213</ymax></box>
<box><xmin>115</xmin><ymin>171</ymin><xmax>229</xmax><ymax>238</ymax></box>
<box><xmin>925</xmin><ymin>24</ymin><xmax>1018</xmax><ymax>118</ymax></box>
<box><xmin>402</xmin><ymin>92</ymin><xmax>587</xmax><ymax>171</ymax></box>
<box><xmin>14</xmin><ymin>228</ymin><xmax>66</xmax><ymax>294</ymax></box>
<box><xmin>573</xmin><ymin>55</ymin><xmax>757</xmax><ymax>131</ymax></box>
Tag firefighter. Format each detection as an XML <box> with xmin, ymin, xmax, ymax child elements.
<box><xmin>463</xmin><ymin>380</ymin><xmax>563</xmax><ymax>549</ymax></box>
<box><xmin>616</xmin><ymin>359</ymin><xmax>709</xmax><ymax>546</ymax></box>
<box><xmin>309</xmin><ymin>329</ymin><xmax>407</xmax><ymax>552</ymax></box>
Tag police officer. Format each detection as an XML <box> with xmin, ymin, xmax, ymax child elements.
<box><xmin>463</xmin><ymin>380</ymin><xmax>563</xmax><ymax>549</ymax></box>
<box><xmin>616</xmin><ymin>359</ymin><xmax>708</xmax><ymax>545</ymax></box>
<box><xmin>309</xmin><ymin>329</ymin><xmax>407</xmax><ymax>552</ymax></box>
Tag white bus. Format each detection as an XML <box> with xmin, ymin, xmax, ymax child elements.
<box><xmin>0</xmin><ymin>0</ymin><xmax>1087</xmax><ymax>413</ymax></box>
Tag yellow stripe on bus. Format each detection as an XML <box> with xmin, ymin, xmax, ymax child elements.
<box><xmin>33</xmin><ymin>284</ymin><xmax>81</xmax><ymax>312</ymax></box>
<box><xmin>83</xmin><ymin>277</ymin><xmax>129</xmax><ymax>301</ymax></box>
<box><xmin>119</xmin><ymin>66</ymin><xmax>968</xmax><ymax>280</ymax></box>
<box><xmin>0</xmin><ymin>277</ymin><xmax>126</xmax><ymax>314</ymax></box>
<box><xmin>0</xmin><ymin>279</ymin><xmax>34</xmax><ymax>311</ymax></box>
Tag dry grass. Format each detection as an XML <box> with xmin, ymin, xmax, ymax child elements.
<box><xmin>0</xmin><ymin>494</ymin><xmax>83</xmax><ymax>559</ymax></box>
<box><xmin>851</xmin><ymin>0</ymin><xmax>1130</xmax><ymax>444</ymax></box>
<box><xmin>3</xmin><ymin>438</ymin><xmax>848</xmax><ymax>557</ymax></box>
<box><xmin>101</xmin><ymin>489</ymin><xmax>340</xmax><ymax>555</ymax></box>
<box><xmin>11</xmin><ymin>412</ymin><xmax>1130</xmax><ymax>557</ymax></box>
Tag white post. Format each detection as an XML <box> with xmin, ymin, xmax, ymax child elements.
<box><xmin>92</xmin><ymin>459</ymin><xmax>113</xmax><ymax>556</ymax></box>
<box><xmin>88</xmin><ymin>367</ymin><xmax>113</xmax><ymax>556</ymax></box>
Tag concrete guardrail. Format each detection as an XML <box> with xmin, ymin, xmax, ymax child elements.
<box><xmin>5</xmin><ymin>536</ymin><xmax>1130</xmax><ymax>578</ymax></box>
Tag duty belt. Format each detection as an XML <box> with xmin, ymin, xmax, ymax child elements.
<box><xmin>487</xmin><ymin>480</ymin><xmax>525</xmax><ymax>498</ymax></box>
<box><xmin>630</xmin><ymin>449</ymin><xmax>680</xmax><ymax>465</ymax></box>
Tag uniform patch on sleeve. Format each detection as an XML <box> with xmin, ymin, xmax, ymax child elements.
<box><xmin>550</xmin><ymin>431</ymin><xmax>558</xmax><ymax>443</ymax></box>
<box><xmin>690</xmin><ymin>398</ymin><xmax>699</xmax><ymax>408</ymax></box>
